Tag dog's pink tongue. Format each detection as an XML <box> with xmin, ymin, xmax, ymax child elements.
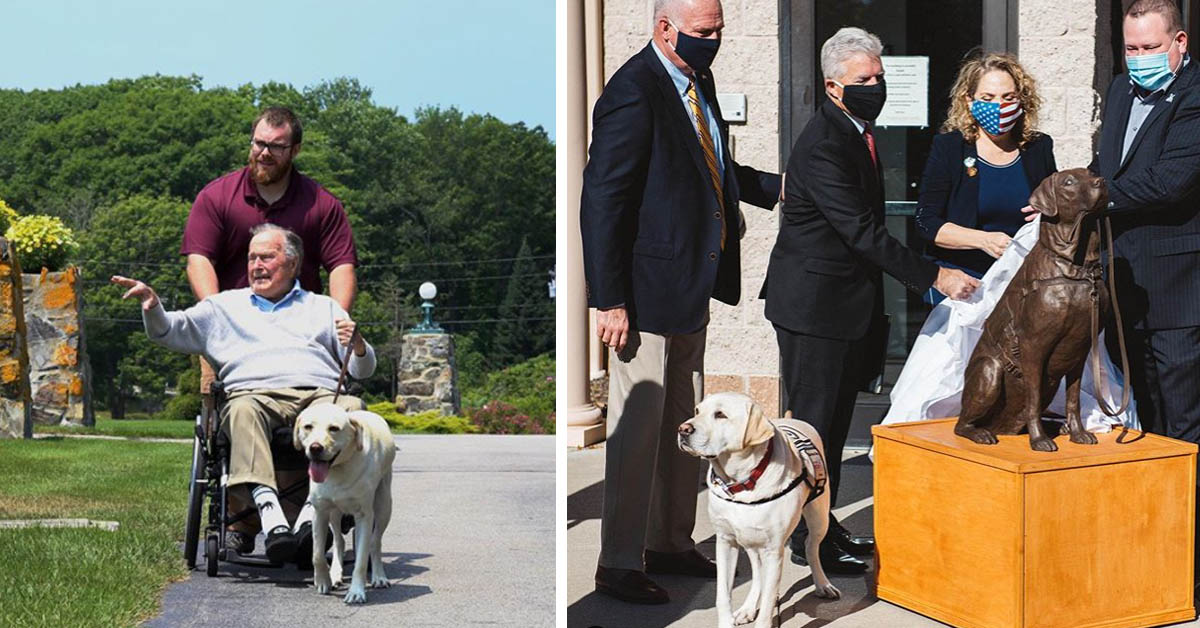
<box><xmin>309</xmin><ymin>460</ymin><xmax>330</xmax><ymax>483</ymax></box>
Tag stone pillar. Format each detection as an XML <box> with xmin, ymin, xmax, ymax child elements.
<box><xmin>395</xmin><ymin>332</ymin><xmax>459</xmax><ymax>416</ymax></box>
<box><xmin>568</xmin><ymin>0</ymin><xmax>605</xmax><ymax>447</ymax></box>
<box><xmin>0</xmin><ymin>240</ymin><xmax>31</xmax><ymax>439</ymax></box>
<box><xmin>23</xmin><ymin>267</ymin><xmax>92</xmax><ymax>427</ymax></box>
<box><xmin>1019</xmin><ymin>0</ymin><xmax>1105</xmax><ymax>169</ymax></box>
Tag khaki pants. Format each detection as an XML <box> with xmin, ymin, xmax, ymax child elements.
<box><xmin>222</xmin><ymin>387</ymin><xmax>365</xmax><ymax>490</ymax></box>
<box><xmin>598</xmin><ymin>325</ymin><xmax>706</xmax><ymax>571</ymax></box>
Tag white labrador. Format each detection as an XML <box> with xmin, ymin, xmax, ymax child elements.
<box><xmin>294</xmin><ymin>403</ymin><xmax>397</xmax><ymax>604</ymax></box>
<box><xmin>678</xmin><ymin>392</ymin><xmax>840</xmax><ymax>628</ymax></box>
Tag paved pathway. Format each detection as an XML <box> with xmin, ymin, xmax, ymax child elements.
<box><xmin>568</xmin><ymin>444</ymin><xmax>1200</xmax><ymax>628</ymax></box>
<box><xmin>147</xmin><ymin>434</ymin><xmax>554</xmax><ymax>628</ymax></box>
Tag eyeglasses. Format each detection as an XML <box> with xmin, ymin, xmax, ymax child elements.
<box><xmin>250</xmin><ymin>139</ymin><xmax>293</xmax><ymax>156</ymax></box>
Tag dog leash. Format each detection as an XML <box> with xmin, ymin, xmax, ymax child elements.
<box><xmin>1090</xmin><ymin>214</ymin><xmax>1132</xmax><ymax>418</ymax></box>
<box><xmin>332</xmin><ymin>326</ymin><xmax>362</xmax><ymax>405</ymax></box>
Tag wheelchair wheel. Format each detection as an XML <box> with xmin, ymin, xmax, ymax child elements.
<box><xmin>183</xmin><ymin>427</ymin><xmax>206</xmax><ymax>569</ymax></box>
<box><xmin>205</xmin><ymin>533</ymin><xmax>219</xmax><ymax>577</ymax></box>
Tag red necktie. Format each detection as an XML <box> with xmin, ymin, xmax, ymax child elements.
<box><xmin>863</xmin><ymin>127</ymin><xmax>878</xmax><ymax>169</ymax></box>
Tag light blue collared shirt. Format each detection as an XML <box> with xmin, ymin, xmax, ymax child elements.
<box><xmin>249</xmin><ymin>280</ymin><xmax>304</xmax><ymax>312</ymax></box>
<box><xmin>652</xmin><ymin>40</ymin><xmax>725</xmax><ymax>183</ymax></box>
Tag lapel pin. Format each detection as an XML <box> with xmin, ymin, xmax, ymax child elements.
<box><xmin>964</xmin><ymin>156</ymin><xmax>978</xmax><ymax>178</ymax></box>
<box><xmin>1167</xmin><ymin>93</ymin><xmax>1175</xmax><ymax>103</ymax></box>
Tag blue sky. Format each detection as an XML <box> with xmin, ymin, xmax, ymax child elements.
<box><xmin>4</xmin><ymin>0</ymin><xmax>556</xmax><ymax>138</ymax></box>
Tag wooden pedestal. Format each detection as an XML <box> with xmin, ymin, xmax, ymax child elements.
<box><xmin>872</xmin><ymin>419</ymin><xmax>1197</xmax><ymax>628</ymax></box>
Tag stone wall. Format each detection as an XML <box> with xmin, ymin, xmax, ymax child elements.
<box><xmin>1019</xmin><ymin>0</ymin><xmax>1108</xmax><ymax>169</ymax></box>
<box><xmin>395</xmin><ymin>332</ymin><xmax>460</xmax><ymax>415</ymax></box>
<box><xmin>23</xmin><ymin>267</ymin><xmax>92</xmax><ymax>426</ymax></box>
<box><xmin>602</xmin><ymin>0</ymin><xmax>782</xmax><ymax>416</ymax></box>
<box><xmin>0</xmin><ymin>241</ymin><xmax>31</xmax><ymax>438</ymax></box>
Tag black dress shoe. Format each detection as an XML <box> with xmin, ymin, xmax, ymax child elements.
<box><xmin>264</xmin><ymin>525</ymin><xmax>298</xmax><ymax>565</ymax></box>
<box><xmin>595</xmin><ymin>566</ymin><xmax>670</xmax><ymax>604</ymax></box>
<box><xmin>644</xmin><ymin>548</ymin><xmax>717</xmax><ymax>578</ymax></box>
<box><xmin>790</xmin><ymin>538</ymin><xmax>868</xmax><ymax>575</ymax></box>
<box><xmin>828</xmin><ymin>519</ymin><xmax>875</xmax><ymax>557</ymax></box>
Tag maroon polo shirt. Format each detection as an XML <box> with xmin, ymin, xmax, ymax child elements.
<box><xmin>181</xmin><ymin>166</ymin><xmax>358</xmax><ymax>293</ymax></box>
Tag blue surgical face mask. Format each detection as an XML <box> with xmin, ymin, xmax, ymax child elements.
<box><xmin>1126</xmin><ymin>52</ymin><xmax>1178</xmax><ymax>92</ymax></box>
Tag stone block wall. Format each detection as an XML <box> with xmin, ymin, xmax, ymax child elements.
<box><xmin>396</xmin><ymin>332</ymin><xmax>460</xmax><ymax>416</ymax></box>
<box><xmin>603</xmin><ymin>0</ymin><xmax>782</xmax><ymax>416</ymax></box>
<box><xmin>1019</xmin><ymin>0</ymin><xmax>1108</xmax><ymax>169</ymax></box>
<box><xmin>0</xmin><ymin>241</ymin><xmax>31</xmax><ymax>438</ymax></box>
<box><xmin>23</xmin><ymin>267</ymin><xmax>92</xmax><ymax>426</ymax></box>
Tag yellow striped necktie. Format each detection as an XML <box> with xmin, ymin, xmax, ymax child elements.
<box><xmin>686</xmin><ymin>80</ymin><xmax>726</xmax><ymax>250</ymax></box>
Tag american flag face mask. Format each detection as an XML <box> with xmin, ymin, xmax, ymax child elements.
<box><xmin>970</xmin><ymin>100</ymin><xmax>1023</xmax><ymax>136</ymax></box>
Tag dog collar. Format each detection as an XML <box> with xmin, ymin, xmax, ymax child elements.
<box><xmin>710</xmin><ymin>425</ymin><xmax>828</xmax><ymax>506</ymax></box>
<box><xmin>713</xmin><ymin>439</ymin><xmax>773</xmax><ymax>495</ymax></box>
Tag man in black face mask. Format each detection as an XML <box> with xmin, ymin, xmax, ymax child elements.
<box><xmin>760</xmin><ymin>27</ymin><xmax>980</xmax><ymax>574</ymax></box>
<box><xmin>580</xmin><ymin>0</ymin><xmax>783</xmax><ymax>606</ymax></box>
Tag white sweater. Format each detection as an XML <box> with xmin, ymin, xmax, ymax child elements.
<box><xmin>142</xmin><ymin>288</ymin><xmax>376</xmax><ymax>392</ymax></box>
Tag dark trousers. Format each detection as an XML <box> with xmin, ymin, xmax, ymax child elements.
<box><xmin>1119</xmin><ymin>326</ymin><xmax>1200</xmax><ymax>449</ymax></box>
<box><xmin>1112</xmin><ymin>326</ymin><xmax>1200</xmax><ymax>576</ymax></box>
<box><xmin>774</xmin><ymin>324</ymin><xmax>868</xmax><ymax>544</ymax></box>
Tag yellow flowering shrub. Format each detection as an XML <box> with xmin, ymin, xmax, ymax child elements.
<box><xmin>5</xmin><ymin>215</ymin><xmax>79</xmax><ymax>272</ymax></box>
<box><xmin>0</xmin><ymin>200</ymin><xmax>19</xmax><ymax>235</ymax></box>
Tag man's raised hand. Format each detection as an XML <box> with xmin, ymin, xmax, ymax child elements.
<box><xmin>110</xmin><ymin>275</ymin><xmax>160</xmax><ymax>311</ymax></box>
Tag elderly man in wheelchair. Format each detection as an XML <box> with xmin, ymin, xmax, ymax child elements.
<box><xmin>112</xmin><ymin>222</ymin><xmax>375</xmax><ymax>568</ymax></box>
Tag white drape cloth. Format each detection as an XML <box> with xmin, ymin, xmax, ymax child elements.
<box><xmin>880</xmin><ymin>216</ymin><xmax>1139</xmax><ymax>434</ymax></box>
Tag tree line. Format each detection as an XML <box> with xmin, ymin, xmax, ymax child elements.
<box><xmin>0</xmin><ymin>75</ymin><xmax>555</xmax><ymax>413</ymax></box>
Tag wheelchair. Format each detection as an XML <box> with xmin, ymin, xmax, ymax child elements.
<box><xmin>182</xmin><ymin>382</ymin><xmax>344</xmax><ymax>575</ymax></box>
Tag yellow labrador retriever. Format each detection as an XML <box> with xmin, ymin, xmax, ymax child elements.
<box><xmin>294</xmin><ymin>403</ymin><xmax>396</xmax><ymax>604</ymax></box>
<box><xmin>678</xmin><ymin>392</ymin><xmax>839</xmax><ymax>628</ymax></box>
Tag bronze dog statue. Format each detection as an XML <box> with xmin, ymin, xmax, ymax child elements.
<box><xmin>955</xmin><ymin>168</ymin><xmax>1109</xmax><ymax>451</ymax></box>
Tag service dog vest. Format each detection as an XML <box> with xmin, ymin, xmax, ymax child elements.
<box><xmin>709</xmin><ymin>420</ymin><xmax>828</xmax><ymax>506</ymax></box>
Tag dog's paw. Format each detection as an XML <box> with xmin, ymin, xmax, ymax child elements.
<box><xmin>731</xmin><ymin>606</ymin><xmax>758</xmax><ymax>624</ymax></box>
<box><xmin>1069</xmin><ymin>430</ymin><xmax>1098</xmax><ymax>445</ymax></box>
<box><xmin>1030</xmin><ymin>436</ymin><xmax>1057</xmax><ymax>452</ymax></box>
<box><xmin>343</xmin><ymin>585</ymin><xmax>367</xmax><ymax>605</ymax></box>
<box><xmin>814</xmin><ymin>583</ymin><xmax>841</xmax><ymax>599</ymax></box>
<box><xmin>314</xmin><ymin>573</ymin><xmax>333</xmax><ymax>595</ymax></box>
<box><xmin>369</xmin><ymin>575</ymin><xmax>391</xmax><ymax>589</ymax></box>
<box><xmin>330</xmin><ymin>566</ymin><xmax>343</xmax><ymax>585</ymax></box>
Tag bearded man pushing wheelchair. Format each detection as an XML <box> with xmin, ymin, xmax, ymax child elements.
<box><xmin>112</xmin><ymin>222</ymin><xmax>376</xmax><ymax>565</ymax></box>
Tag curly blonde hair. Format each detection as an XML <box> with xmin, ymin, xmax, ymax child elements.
<box><xmin>941</xmin><ymin>51</ymin><xmax>1043</xmax><ymax>147</ymax></box>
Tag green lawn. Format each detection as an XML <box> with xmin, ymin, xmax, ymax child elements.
<box><xmin>35</xmin><ymin>415</ymin><xmax>196</xmax><ymax>440</ymax></box>
<box><xmin>0</xmin><ymin>438</ymin><xmax>191</xmax><ymax>627</ymax></box>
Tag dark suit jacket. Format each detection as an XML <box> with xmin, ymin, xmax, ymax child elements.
<box><xmin>760</xmin><ymin>99</ymin><xmax>938</xmax><ymax>340</ymax></box>
<box><xmin>580</xmin><ymin>43</ymin><xmax>782</xmax><ymax>336</ymax></box>
<box><xmin>915</xmin><ymin>131</ymin><xmax>1057</xmax><ymax>273</ymax></box>
<box><xmin>1092</xmin><ymin>60</ymin><xmax>1200</xmax><ymax>330</ymax></box>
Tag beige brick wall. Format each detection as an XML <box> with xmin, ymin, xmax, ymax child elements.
<box><xmin>600</xmin><ymin>0</ymin><xmax>783</xmax><ymax>413</ymax></box>
<box><xmin>1019</xmin><ymin>0</ymin><xmax>1104</xmax><ymax>169</ymax></box>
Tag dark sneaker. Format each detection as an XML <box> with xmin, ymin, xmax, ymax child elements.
<box><xmin>292</xmin><ymin>521</ymin><xmax>334</xmax><ymax>570</ymax></box>
<box><xmin>225</xmin><ymin>530</ymin><xmax>254</xmax><ymax>555</ymax></box>
<box><xmin>264</xmin><ymin>525</ymin><xmax>298</xmax><ymax>565</ymax></box>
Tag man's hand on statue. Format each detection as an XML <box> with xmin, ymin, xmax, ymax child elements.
<box><xmin>933</xmin><ymin>267</ymin><xmax>980</xmax><ymax>301</ymax></box>
<box><xmin>595</xmin><ymin>306</ymin><xmax>629</xmax><ymax>353</ymax></box>
<box><xmin>979</xmin><ymin>231</ymin><xmax>1011</xmax><ymax>259</ymax></box>
<box><xmin>335</xmin><ymin>318</ymin><xmax>365</xmax><ymax>355</ymax></box>
<box><xmin>110</xmin><ymin>275</ymin><xmax>160</xmax><ymax>311</ymax></box>
<box><xmin>1020</xmin><ymin>204</ymin><xmax>1038</xmax><ymax>222</ymax></box>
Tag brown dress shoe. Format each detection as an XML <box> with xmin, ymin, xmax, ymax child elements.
<box><xmin>644</xmin><ymin>548</ymin><xmax>717</xmax><ymax>578</ymax></box>
<box><xmin>595</xmin><ymin>566</ymin><xmax>670</xmax><ymax>604</ymax></box>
